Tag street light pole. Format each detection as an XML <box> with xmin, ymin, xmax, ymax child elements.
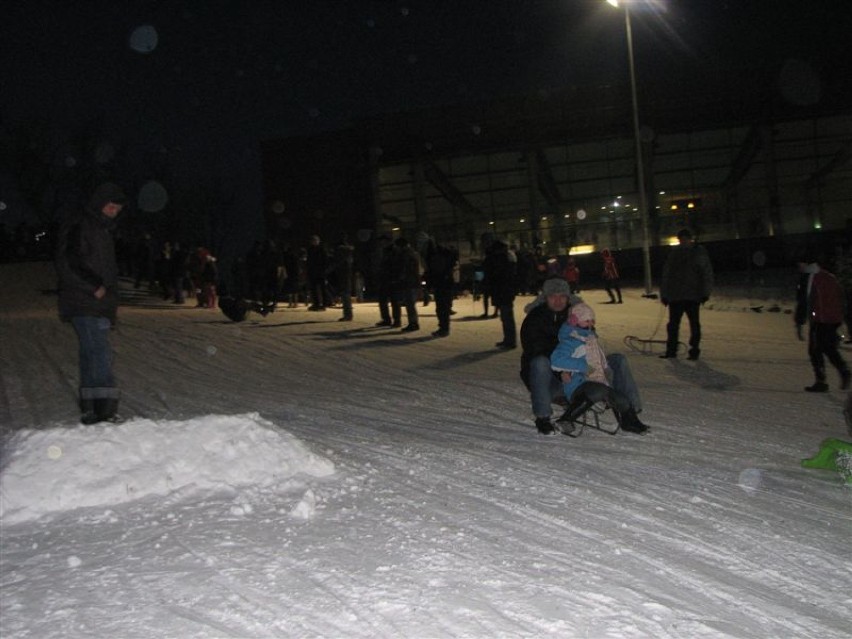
<box><xmin>608</xmin><ymin>0</ymin><xmax>654</xmax><ymax>297</ymax></box>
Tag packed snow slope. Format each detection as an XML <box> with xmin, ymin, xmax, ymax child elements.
<box><xmin>1</xmin><ymin>261</ymin><xmax>850</xmax><ymax>638</ymax></box>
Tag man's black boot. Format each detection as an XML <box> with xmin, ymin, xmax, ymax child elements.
<box><xmin>616</xmin><ymin>407</ymin><xmax>650</xmax><ymax>434</ymax></box>
<box><xmin>535</xmin><ymin>417</ymin><xmax>555</xmax><ymax>435</ymax></box>
<box><xmin>80</xmin><ymin>398</ymin><xmax>99</xmax><ymax>425</ymax></box>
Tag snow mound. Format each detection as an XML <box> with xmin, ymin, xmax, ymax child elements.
<box><xmin>0</xmin><ymin>413</ymin><xmax>335</xmax><ymax>524</ymax></box>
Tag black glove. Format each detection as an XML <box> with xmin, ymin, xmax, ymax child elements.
<box><xmin>796</xmin><ymin>324</ymin><xmax>804</xmax><ymax>341</ymax></box>
<box><xmin>661</xmin><ymin>298</ymin><xmax>669</xmax><ymax>307</ymax></box>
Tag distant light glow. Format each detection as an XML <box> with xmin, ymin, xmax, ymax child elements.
<box><xmin>569</xmin><ymin>244</ymin><xmax>596</xmax><ymax>255</ymax></box>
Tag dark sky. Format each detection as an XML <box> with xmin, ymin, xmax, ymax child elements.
<box><xmin>2</xmin><ymin>1</ymin><xmax>850</xmax><ymax>234</ymax></box>
<box><xmin>5</xmin><ymin>1</ymin><xmax>848</xmax><ymax>143</ymax></box>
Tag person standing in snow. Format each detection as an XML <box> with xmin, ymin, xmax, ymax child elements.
<box><xmin>391</xmin><ymin>237</ymin><xmax>421</xmax><ymax>332</ymax></box>
<box><xmin>549</xmin><ymin>302</ymin><xmax>648</xmax><ymax>435</ymax></box>
<box><xmin>55</xmin><ymin>182</ymin><xmax>127</xmax><ymax>424</ymax></box>
<box><xmin>659</xmin><ymin>228</ymin><xmax>714</xmax><ymax>360</ymax></box>
<box><xmin>374</xmin><ymin>235</ymin><xmax>401</xmax><ymax>327</ymax></box>
<box><xmin>600</xmin><ymin>248</ymin><xmax>622</xmax><ymax>304</ymax></box>
<box><xmin>330</xmin><ymin>233</ymin><xmax>355</xmax><ymax>321</ymax></box>
<box><xmin>306</xmin><ymin>234</ymin><xmax>329</xmax><ymax>311</ymax></box>
<box><xmin>563</xmin><ymin>257</ymin><xmax>580</xmax><ymax>294</ymax></box>
<box><xmin>488</xmin><ymin>239</ymin><xmax>518</xmax><ymax>349</ymax></box>
<box><xmin>423</xmin><ymin>237</ymin><xmax>458</xmax><ymax>337</ymax></box>
<box><xmin>795</xmin><ymin>256</ymin><xmax>851</xmax><ymax>393</ymax></box>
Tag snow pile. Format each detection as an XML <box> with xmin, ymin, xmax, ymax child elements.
<box><xmin>0</xmin><ymin>413</ymin><xmax>335</xmax><ymax>524</ymax></box>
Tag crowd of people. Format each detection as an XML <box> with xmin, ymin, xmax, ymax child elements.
<box><xmin>50</xmin><ymin>181</ymin><xmax>852</xmax><ymax>441</ymax></box>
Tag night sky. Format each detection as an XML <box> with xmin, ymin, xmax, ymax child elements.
<box><xmin>2</xmin><ymin>0</ymin><xmax>850</xmax><ymax>239</ymax></box>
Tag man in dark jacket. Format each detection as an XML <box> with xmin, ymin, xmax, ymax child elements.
<box><xmin>391</xmin><ymin>237</ymin><xmax>421</xmax><ymax>332</ymax></box>
<box><xmin>374</xmin><ymin>235</ymin><xmax>401</xmax><ymax>327</ymax></box>
<box><xmin>330</xmin><ymin>234</ymin><xmax>355</xmax><ymax>321</ymax></box>
<box><xmin>424</xmin><ymin>238</ymin><xmax>458</xmax><ymax>337</ymax></box>
<box><xmin>306</xmin><ymin>235</ymin><xmax>329</xmax><ymax>311</ymax></box>
<box><xmin>520</xmin><ymin>277</ymin><xmax>572</xmax><ymax>433</ymax></box>
<box><xmin>659</xmin><ymin>228</ymin><xmax>714</xmax><ymax>360</ymax></box>
<box><xmin>486</xmin><ymin>239</ymin><xmax>518</xmax><ymax>349</ymax></box>
<box><xmin>55</xmin><ymin>182</ymin><xmax>127</xmax><ymax>424</ymax></box>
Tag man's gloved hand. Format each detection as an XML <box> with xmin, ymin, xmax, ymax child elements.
<box><xmin>796</xmin><ymin>324</ymin><xmax>804</xmax><ymax>341</ymax></box>
<box><xmin>661</xmin><ymin>298</ymin><xmax>669</xmax><ymax>307</ymax></box>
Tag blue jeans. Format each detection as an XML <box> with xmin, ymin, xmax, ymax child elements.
<box><xmin>71</xmin><ymin>316</ymin><xmax>119</xmax><ymax>400</ymax></box>
<box><xmin>529</xmin><ymin>355</ymin><xmax>565</xmax><ymax>418</ymax></box>
<box><xmin>606</xmin><ymin>353</ymin><xmax>643</xmax><ymax>413</ymax></box>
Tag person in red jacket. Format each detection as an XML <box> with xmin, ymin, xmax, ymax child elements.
<box><xmin>601</xmin><ymin>248</ymin><xmax>622</xmax><ymax>304</ymax></box>
<box><xmin>563</xmin><ymin>257</ymin><xmax>580</xmax><ymax>294</ymax></box>
<box><xmin>795</xmin><ymin>257</ymin><xmax>850</xmax><ymax>393</ymax></box>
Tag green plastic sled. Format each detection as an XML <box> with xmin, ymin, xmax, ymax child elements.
<box><xmin>801</xmin><ymin>438</ymin><xmax>852</xmax><ymax>483</ymax></box>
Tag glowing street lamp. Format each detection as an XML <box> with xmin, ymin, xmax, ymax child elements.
<box><xmin>606</xmin><ymin>0</ymin><xmax>653</xmax><ymax>297</ymax></box>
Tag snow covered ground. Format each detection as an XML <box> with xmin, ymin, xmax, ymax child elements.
<box><xmin>1</xmin><ymin>261</ymin><xmax>850</xmax><ymax>638</ymax></box>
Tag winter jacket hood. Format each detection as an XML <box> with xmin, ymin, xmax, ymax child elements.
<box><xmin>87</xmin><ymin>182</ymin><xmax>128</xmax><ymax>216</ymax></box>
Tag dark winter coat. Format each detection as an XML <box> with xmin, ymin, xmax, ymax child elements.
<box><xmin>424</xmin><ymin>243</ymin><xmax>458</xmax><ymax>290</ymax></box>
<box><xmin>391</xmin><ymin>245</ymin><xmax>421</xmax><ymax>291</ymax></box>
<box><xmin>660</xmin><ymin>244</ymin><xmax>714</xmax><ymax>302</ymax></box>
<box><xmin>55</xmin><ymin>183</ymin><xmax>125</xmax><ymax>324</ymax></box>
<box><xmin>330</xmin><ymin>241</ymin><xmax>354</xmax><ymax>289</ymax></box>
<box><xmin>280</xmin><ymin>248</ymin><xmax>300</xmax><ymax>295</ymax></box>
<box><xmin>796</xmin><ymin>267</ymin><xmax>845</xmax><ymax>325</ymax></box>
<box><xmin>519</xmin><ymin>301</ymin><xmax>570</xmax><ymax>389</ymax></box>
<box><xmin>485</xmin><ymin>242</ymin><xmax>517</xmax><ymax>306</ymax></box>
<box><xmin>306</xmin><ymin>243</ymin><xmax>329</xmax><ymax>281</ymax></box>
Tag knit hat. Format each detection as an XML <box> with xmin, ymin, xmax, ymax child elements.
<box><xmin>570</xmin><ymin>302</ymin><xmax>595</xmax><ymax>325</ymax></box>
<box><xmin>542</xmin><ymin>277</ymin><xmax>570</xmax><ymax>297</ymax></box>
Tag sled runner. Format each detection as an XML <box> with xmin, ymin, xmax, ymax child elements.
<box><xmin>555</xmin><ymin>398</ymin><xmax>620</xmax><ymax>438</ymax></box>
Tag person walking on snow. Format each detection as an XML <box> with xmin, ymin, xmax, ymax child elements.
<box><xmin>601</xmin><ymin>248</ymin><xmax>622</xmax><ymax>304</ymax></box>
<box><xmin>54</xmin><ymin>182</ymin><xmax>127</xmax><ymax>424</ymax></box>
<box><xmin>795</xmin><ymin>256</ymin><xmax>850</xmax><ymax>393</ymax></box>
<box><xmin>659</xmin><ymin>228</ymin><xmax>714</xmax><ymax>360</ymax></box>
<box><xmin>563</xmin><ymin>257</ymin><xmax>580</xmax><ymax>294</ymax></box>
